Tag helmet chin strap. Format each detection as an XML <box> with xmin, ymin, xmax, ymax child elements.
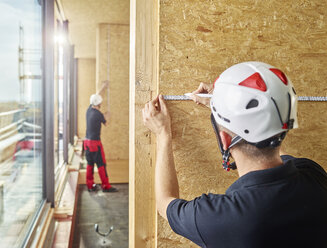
<box><xmin>221</xmin><ymin>136</ymin><xmax>242</xmax><ymax>171</ymax></box>
<box><xmin>211</xmin><ymin>114</ymin><xmax>241</xmax><ymax>171</ymax></box>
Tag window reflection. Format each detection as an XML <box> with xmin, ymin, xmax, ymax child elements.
<box><xmin>0</xmin><ymin>0</ymin><xmax>43</xmax><ymax>247</ymax></box>
<box><xmin>54</xmin><ymin>18</ymin><xmax>66</xmax><ymax>186</ymax></box>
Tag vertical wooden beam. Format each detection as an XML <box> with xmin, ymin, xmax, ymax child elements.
<box><xmin>129</xmin><ymin>0</ymin><xmax>159</xmax><ymax>247</ymax></box>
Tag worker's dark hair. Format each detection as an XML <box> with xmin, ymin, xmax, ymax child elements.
<box><xmin>219</xmin><ymin>125</ymin><xmax>282</xmax><ymax>162</ymax></box>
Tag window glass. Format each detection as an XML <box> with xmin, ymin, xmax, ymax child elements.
<box><xmin>54</xmin><ymin>18</ymin><xmax>65</xmax><ymax>187</ymax></box>
<box><xmin>57</xmin><ymin>43</ymin><xmax>64</xmax><ymax>166</ymax></box>
<box><xmin>0</xmin><ymin>0</ymin><xmax>43</xmax><ymax>247</ymax></box>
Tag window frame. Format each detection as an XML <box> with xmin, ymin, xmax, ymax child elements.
<box><xmin>42</xmin><ymin>0</ymin><xmax>55</xmax><ymax>207</ymax></box>
<box><xmin>19</xmin><ymin>0</ymin><xmax>55</xmax><ymax>246</ymax></box>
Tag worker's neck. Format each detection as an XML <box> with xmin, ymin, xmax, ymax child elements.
<box><xmin>92</xmin><ymin>105</ymin><xmax>100</xmax><ymax>110</ymax></box>
<box><xmin>232</xmin><ymin>150</ymin><xmax>283</xmax><ymax>177</ymax></box>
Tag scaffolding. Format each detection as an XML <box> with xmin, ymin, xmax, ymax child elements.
<box><xmin>0</xmin><ymin>25</ymin><xmax>42</xmax><ymax>184</ymax></box>
<box><xmin>18</xmin><ymin>24</ymin><xmax>42</xmax><ymax>105</ymax></box>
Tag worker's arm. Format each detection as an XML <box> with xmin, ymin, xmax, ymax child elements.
<box><xmin>189</xmin><ymin>82</ymin><xmax>214</xmax><ymax>108</ymax></box>
<box><xmin>97</xmin><ymin>81</ymin><xmax>109</xmax><ymax>95</ymax></box>
<box><xmin>142</xmin><ymin>95</ymin><xmax>179</xmax><ymax>220</ymax></box>
<box><xmin>103</xmin><ymin>111</ymin><xmax>110</xmax><ymax>126</ymax></box>
<box><xmin>98</xmin><ymin>80</ymin><xmax>109</xmax><ymax>126</ymax></box>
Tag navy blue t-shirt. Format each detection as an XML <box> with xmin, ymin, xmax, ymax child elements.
<box><xmin>167</xmin><ymin>156</ymin><xmax>327</xmax><ymax>248</ymax></box>
<box><xmin>86</xmin><ymin>105</ymin><xmax>106</xmax><ymax>140</ymax></box>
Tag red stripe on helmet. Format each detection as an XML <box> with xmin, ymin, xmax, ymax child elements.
<box><xmin>270</xmin><ymin>68</ymin><xmax>288</xmax><ymax>85</ymax></box>
<box><xmin>213</xmin><ymin>75</ymin><xmax>219</xmax><ymax>88</ymax></box>
<box><xmin>239</xmin><ymin>72</ymin><xmax>267</xmax><ymax>92</ymax></box>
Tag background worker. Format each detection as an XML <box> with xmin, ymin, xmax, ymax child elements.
<box><xmin>142</xmin><ymin>62</ymin><xmax>327</xmax><ymax>247</ymax></box>
<box><xmin>84</xmin><ymin>82</ymin><xmax>117</xmax><ymax>193</ymax></box>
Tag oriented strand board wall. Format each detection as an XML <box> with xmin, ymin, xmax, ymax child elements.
<box><xmin>95</xmin><ymin>23</ymin><xmax>129</xmax><ymax>183</ymax></box>
<box><xmin>158</xmin><ymin>0</ymin><xmax>327</xmax><ymax>247</ymax></box>
<box><xmin>97</xmin><ymin>24</ymin><xmax>130</xmax><ymax>161</ymax></box>
<box><xmin>61</xmin><ymin>0</ymin><xmax>129</xmax><ymax>58</ymax></box>
<box><xmin>77</xmin><ymin>58</ymin><xmax>96</xmax><ymax>138</ymax></box>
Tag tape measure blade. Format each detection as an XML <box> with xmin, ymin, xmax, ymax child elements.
<box><xmin>163</xmin><ymin>95</ymin><xmax>327</xmax><ymax>102</ymax></box>
<box><xmin>298</xmin><ymin>96</ymin><xmax>327</xmax><ymax>102</ymax></box>
<box><xmin>163</xmin><ymin>95</ymin><xmax>191</xmax><ymax>101</ymax></box>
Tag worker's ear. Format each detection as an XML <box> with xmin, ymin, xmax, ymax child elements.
<box><xmin>219</xmin><ymin>131</ymin><xmax>232</xmax><ymax>150</ymax></box>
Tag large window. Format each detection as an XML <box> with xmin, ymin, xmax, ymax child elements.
<box><xmin>0</xmin><ymin>0</ymin><xmax>44</xmax><ymax>247</ymax></box>
<box><xmin>54</xmin><ymin>15</ymin><xmax>69</xmax><ymax>192</ymax></box>
<box><xmin>54</xmin><ymin>20</ymin><xmax>65</xmax><ymax>169</ymax></box>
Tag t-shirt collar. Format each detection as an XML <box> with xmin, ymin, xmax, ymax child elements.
<box><xmin>226</xmin><ymin>160</ymin><xmax>297</xmax><ymax>194</ymax></box>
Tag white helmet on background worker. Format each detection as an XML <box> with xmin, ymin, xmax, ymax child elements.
<box><xmin>210</xmin><ymin>61</ymin><xmax>298</xmax><ymax>170</ymax></box>
<box><xmin>90</xmin><ymin>94</ymin><xmax>103</xmax><ymax>106</ymax></box>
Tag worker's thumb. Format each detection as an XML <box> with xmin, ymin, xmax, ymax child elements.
<box><xmin>158</xmin><ymin>95</ymin><xmax>167</xmax><ymax>113</ymax></box>
<box><xmin>190</xmin><ymin>94</ymin><xmax>210</xmax><ymax>108</ymax></box>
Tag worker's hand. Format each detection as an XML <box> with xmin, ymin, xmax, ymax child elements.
<box><xmin>102</xmin><ymin>80</ymin><xmax>109</xmax><ymax>88</ymax></box>
<box><xmin>189</xmin><ymin>82</ymin><xmax>214</xmax><ymax>108</ymax></box>
<box><xmin>97</xmin><ymin>81</ymin><xmax>109</xmax><ymax>95</ymax></box>
<box><xmin>142</xmin><ymin>95</ymin><xmax>171</xmax><ymax>137</ymax></box>
<box><xmin>104</xmin><ymin>111</ymin><xmax>110</xmax><ymax>119</ymax></box>
<box><xmin>103</xmin><ymin>111</ymin><xmax>110</xmax><ymax>126</ymax></box>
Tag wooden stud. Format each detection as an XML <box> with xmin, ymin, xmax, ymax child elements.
<box><xmin>129</xmin><ymin>0</ymin><xmax>159</xmax><ymax>247</ymax></box>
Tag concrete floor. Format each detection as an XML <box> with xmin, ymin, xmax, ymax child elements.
<box><xmin>72</xmin><ymin>183</ymin><xmax>128</xmax><ymax>248</ymax></box>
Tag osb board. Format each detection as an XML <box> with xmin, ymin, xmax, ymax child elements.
<box><xmin>77</xmin><ymin>58</ymin><xmax>96</xmax><ymax>138</ymax></box>
<box><xmin>158</xmin><ymin>0</ymin><xmax>327</xmax><ymax>247</ymax></box>
<box><xmin>62</xmin><ymin>0</ymin><xmax>129</xmax><ymax>58</ymax></box>
<box><xmin>282</xmin><ymin>102</ymin><xmax>327</xmax><ymax>169</ymax></box>
<box><xmin>97</xmin><ymin>24</ymin><xmax>130</xmax><ymax>161</ymax></box>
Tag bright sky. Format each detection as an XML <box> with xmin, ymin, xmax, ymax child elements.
<box><xmin>0</xmin><ymin>0</ymin><xmax>42</xmax><ymax>102</ymax></box>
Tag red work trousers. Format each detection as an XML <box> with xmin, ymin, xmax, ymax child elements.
<box><xmin>83</xmin><ymin>140</ymin><xmax>112</xmax><ymax>190</ymax></box>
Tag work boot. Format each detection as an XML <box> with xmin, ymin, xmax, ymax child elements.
<box><xmin>102</xmin><ymin>187</ymin><xmax>118</xmax><ymax>193</ymax></box>
<box><xmin>88</xmin><ymin>184</ymin><xmax>98</xmax><ymax>192</ymax></box>
<box><xmin>98</xmin><ymin>166</ymin><xmax>112</xmax><ymax>189</ymax></box>
<box><xmin>86</xmin><ymin>164</ymin><xmax>95</xmax><ymax>189</ymax></box>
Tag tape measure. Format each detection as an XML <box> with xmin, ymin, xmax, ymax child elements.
<box><xmin>298</xmin><ymin>96</ymin><xmax>327</xmax><ymax>102</ymax></box>
<box><xmin>163</xmin><ymin>95</ymin><xmax>191</xmax><ymax>101</ymax></box>
<box><xmin>163</xmin><ymin>95</ymin><xmax>327</xmax><ymax>102</ymax></box>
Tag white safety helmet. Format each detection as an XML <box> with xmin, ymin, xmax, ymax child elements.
<box><xmin>90</xmin><ymin>94</ymin><xmax>103</xmax><ymax>106</ymax></box>
<box><xmin>210</xmin><ymin>61</ymin><xmax>298</xmax><ymax>145</ymax></box>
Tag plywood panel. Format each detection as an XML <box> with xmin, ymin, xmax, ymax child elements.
<box><xmin>77</xmin><ymin>58</ymin><xmax>96</xmax><ymax>138</ymax></box>
<box><xmin>158</xmin><ymin>0</ymin><xmax>327</xmax><ymax>247</ymax></box>
<box><xmin>95</xmin><ymin>23</ymin><xmax>129</xmax><ymax>184</ymax></box>
<box><xmin>282</xmin><ymin>102</ymin><xmax>327</xmax><ymax>168</ymax></box>
<box><xmin>61</xmin><ymin>0</ymin><xmax>129</xmax><ymax>58</ymax></box>
<box><xmin>96</xmin><ymin>24</ymin><xmax>129</xmax><ymax>161</ymax></box>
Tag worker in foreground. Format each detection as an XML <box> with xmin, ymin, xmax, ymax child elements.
<box><xmin>142</xmin><ymin>62</ymin><xmax>327</xmax><ymax>247</ymax></box>
<box><xmin>84</xmin><ymin>82</ymin><xmax>117</xmax><ymax>193</ymax></box>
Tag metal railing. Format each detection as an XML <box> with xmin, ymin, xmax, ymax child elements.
<box><xmin>0</xmin><ymin>109</ymin><xmax>25</xmax><ymax>130</ymax></box>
